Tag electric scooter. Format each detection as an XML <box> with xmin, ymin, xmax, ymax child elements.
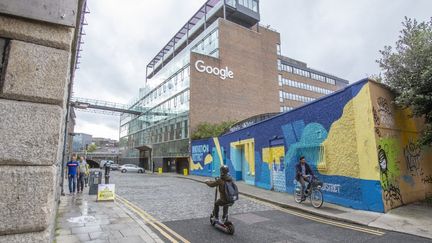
<box><xmin>209</xmin><ymin>181</ymin><xmax>235</xmax><ymax>235</ymax></box>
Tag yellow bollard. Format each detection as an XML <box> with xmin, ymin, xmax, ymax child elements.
<box><xmin>158</xmin><ymin>168</ymin><xmax>162</xmax><ymax>174</ymax></box>
<box><xmin>183</xmin><ymin>168</ymin><xmax>188</xmax><ymax>176</ymax></box>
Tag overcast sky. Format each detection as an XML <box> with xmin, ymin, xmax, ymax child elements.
<box><xmin>73</xmin><ymin>0</ymin><xmax>432</xmax><ymax>140</ymax></box>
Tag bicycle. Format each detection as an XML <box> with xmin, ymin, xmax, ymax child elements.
<box><xmin>293</xmin><ymin>177</ymin><xmax>324</xmax><ymax>208</ymax></box>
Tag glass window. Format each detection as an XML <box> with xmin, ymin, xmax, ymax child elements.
<box><xmin>276</xmin><ymin>44</ymin><xmax>281</xmax><ymax>55</ymax></box>
<box><xmin>252</xmin><ymin>0</ymin><xmax>258</xmax><ymax>11</ymax></box>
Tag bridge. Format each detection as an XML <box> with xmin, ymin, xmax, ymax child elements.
<box><xmin>70</xmin><ymin>97</ymin><xmax>178</xmax><ymax>117</ymax></box>
<box><xmin>75</xmin><ymin>151</ymin><xmax>121</xmax><ymax>168</ymax></box>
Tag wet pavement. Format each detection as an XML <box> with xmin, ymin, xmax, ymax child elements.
<box><xmin>55</xmin><ymin>180</ymin><xmax>162</xmax><ymax>243</ymax></box>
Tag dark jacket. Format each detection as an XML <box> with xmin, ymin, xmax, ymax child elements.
<box><xmin>295</xmin><ymin>162</ymin><xmax>314</xmax><ymax>181</ymax></box>
<box><xmin>205</xmin><ymin>174</ymin><xmax>233</xmax><ymax>202</ymax></box>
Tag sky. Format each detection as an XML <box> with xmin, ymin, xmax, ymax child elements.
<box><xmin>73</xmin><ymin>0</ymin><xmax>432</xmax><ymax>140</ymax></box>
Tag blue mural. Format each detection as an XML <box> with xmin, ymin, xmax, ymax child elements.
<box><xmin>191</xmin><ymin>79</ymin><xmax>385</xmax><ymax>212</ymax></box>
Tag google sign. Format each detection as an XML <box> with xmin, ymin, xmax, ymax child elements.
<box><xmin>194</xmin><ymin>60</ymin><xmax>234</xmax><ymax>80</ymax></box>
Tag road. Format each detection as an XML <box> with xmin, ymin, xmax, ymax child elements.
<box><xmin>110</xmin><ymin>171</ymin><xmax>430</xmax><ymax>243</ymax></box>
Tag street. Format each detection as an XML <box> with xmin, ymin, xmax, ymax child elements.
<box><xmin>110</xmin><ymin>171</ymin><xmax>430</xmax><ymax>243</ymax></box>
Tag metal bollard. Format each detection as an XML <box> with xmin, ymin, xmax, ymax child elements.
<box><xmin>104</xmin><ymin>165</ymin><xmax>110</xmax><ymax>184</ymax></box>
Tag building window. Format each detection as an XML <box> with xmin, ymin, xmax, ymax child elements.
<box><xmin>277</xmin><ymin>44</ymin><xmax>281</xmax><ymax>55</ymax></box>
<box><xmin>279</xmin><ymin>76</ymin><xmax>333</xmax><ymax>95</ymax></box>
<box><xmin>326</xmin><ymin>77</ymin><xmax>336</xmax><ymax>85</ymax></box>
<box><xmin>278</xmin><ymin>60</ymin><xmax>293</xmax><ymax>73</ymax></box>
<box><xmin>280</xmin><ymin>91</ymin><xmax>316</xmax><ymax>103</ymax></box>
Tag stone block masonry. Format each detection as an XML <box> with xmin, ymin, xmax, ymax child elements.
<box><xmin>0</xmin><ymin>99</ymin><xmax>63</xmax><ymax>166</ymax></box>
<box><xmin>0</xmin><ymin>165</ymin><xmax>57</xmax><ymax>235</ymax></box>
<box><xmin>0</xmin><ymin>0</ymin><xmax>83</xmax><ymax>242</ymax></box>
<box><xmin>1</xmin><ymin>40</ymin><xmax>70</xmax><ymax>106</ymax></box>
<box><xmin>0</xmin><ymin>15</ymin><xmax>73</xmax><ymax>51</ymax></box>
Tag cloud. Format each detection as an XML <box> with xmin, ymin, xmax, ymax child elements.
<box><xmin>73</xmin><ymin>0</ymin><xmax>432</xmax><ymax>139</ymax></box>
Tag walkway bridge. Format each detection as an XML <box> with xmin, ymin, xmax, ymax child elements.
<box><xmin>70</xmin><ymin>97</ymin><xmax>176</xmax><ymax>117</ymax></box>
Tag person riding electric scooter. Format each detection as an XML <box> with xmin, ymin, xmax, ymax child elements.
<box><xmin>205</xmin><ymin>165</ymin><xmax>238</xmax><ymax>235</ymax></box>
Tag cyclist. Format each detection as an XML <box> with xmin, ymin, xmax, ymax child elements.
<box><xmin>295</xmin><ymin>156</ymin><xmax>314</xmax><ymax>201</ymax></box>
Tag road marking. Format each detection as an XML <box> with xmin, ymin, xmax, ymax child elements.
<box><xmin>116</xmin><ymin>195</ymin><xmax>191</xmax><ymax>243</ymax></box>
<box><xmin>242</xmin><ymin>195</ymin><xmax>385</xmax><ymax>236</ymax></box>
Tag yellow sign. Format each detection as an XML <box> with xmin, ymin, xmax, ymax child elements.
<box><xmin>97</xmin><ymin>184</ymin><xmax>115</xmax><ymax>201</ymax></box>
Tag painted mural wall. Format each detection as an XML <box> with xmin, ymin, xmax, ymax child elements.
<box><xmin>190</xmin><ymin>79</ymin><xmax>432</xmax><ymax>212</ymax></box>
<box><xmin>369</xmin><ymin>82</ymin><xmax>432</xmax><ymax>212</ymax></box>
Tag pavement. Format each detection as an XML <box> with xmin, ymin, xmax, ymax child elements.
<box><xmin>55</xmin><ymin>182</ymin><xmax>163</xmax><ymax>243</ymax></box>
<box><xmin>166</xmin><ymin>173</ymin><xmax>432</xmax><ymax>240</ymax></box>
<box><xmin>55</xmin><ymin>171</ymin><xmax>432</xmax><ymax>242</ymax></box>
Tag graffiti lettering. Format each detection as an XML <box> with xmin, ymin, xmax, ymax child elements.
<box><xmin>373</xmin><ymin>107</ymin><xmax>382</xmax><ymax>137</ymax></box>
<box><xmin>376</xmin><ymin>97</ymin><xmax>394</xmax><ymax>127</ymax></box>
<box><xmin>192</xmin><ymin>144</ymin><xmax>209</xmax><ymax>153</ymax></box>
<box><xmin>421</xmin><ymin>175</ymin><xmax>432</xmax><ymax>184</ymax></box>
<box><xmin>373</xmin><ymin>107</ymin><xmax>380</xmax><ymax>125</ymax></box>
<box><xmin>404</xmin><ymin>141</ymin><xmax>422</xmax><ymax>176</ymax></box>
<box><xmin>321</xmin><ymin>183</ymin><xmax>341</xmax><ymax>193</ymax></box>
<box><xmin>383</xmin><ymin>183</ymin><xmax>404</xmax><ymax>207</ymax></box>
<box><xmin>377</xmin><ymin>144</ymin><xmax>403</xmax><ymax>207</ymax></box>
<box><xmin>377</xmin><ymin>97</ymin><xmax>392</xmax><ymax>115</ymax></box>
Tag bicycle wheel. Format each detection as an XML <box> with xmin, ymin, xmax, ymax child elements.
<box><xmin>293</xmin><ymin>186</ymin><xmax>303</xmax><ymax>203</ymax></box>
<box><xmin>310</xmin><ymin>189</ymin><xmax>323</xmax><ymax>208</ymax></box>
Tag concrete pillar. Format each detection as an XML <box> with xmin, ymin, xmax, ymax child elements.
<box><xmin>0</xmin><ymin>0</ymin><xmax>83</xmax><ymax>242</ymax></box>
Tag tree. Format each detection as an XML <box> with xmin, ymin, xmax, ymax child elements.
<box><xmin>87</xmin><ymin>143</ymin><xmax>98</xmax><ymax>153</ymax></box>
<box><xmin>191</xmin><ymin>121</ymin><xmax>237</xmax><ymax>140</ymax></box>
<box><xmin>377</xmin><ymin>17</ymin><xmax>432</xmax><ymax>146</ymax></box>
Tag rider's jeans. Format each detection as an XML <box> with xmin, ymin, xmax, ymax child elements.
<box><xmin>214</xmin><ymin>199</ymin><xmax>229</xmax><ymax>219</ymax></box>
<box><xmin>299</xmin><ymin>176</ymin><xmax>311</xmax><ymax>198</ymax></box>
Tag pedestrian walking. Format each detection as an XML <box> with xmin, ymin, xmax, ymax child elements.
<box><xmin>66</xmin><ymin>155</ymin><xmax>79</xmax><ymax>195</ymax></box>
<box><xmin>84</xmin><ymin>158</ymin><xmax>90</xmax><ymax>187</ymax></box>
<box><xmin>77</xmin><ymin>156</ymin><xmax>88</xmax><ymax>193</ymax></box>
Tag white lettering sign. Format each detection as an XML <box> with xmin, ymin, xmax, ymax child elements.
<box><xmin>194</xmin><ymin>60</ymin><xmax>234</xmax><ymax>80</ymax></box>
<box><xmin>321</xmin><ymin>183</ymin><xmax>341</xmax><ymax>193</ymax></box>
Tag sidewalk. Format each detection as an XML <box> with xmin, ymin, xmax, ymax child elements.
<box><xmin>167</xmin><ymin>173</ymin><xmax>432</xmax><ymax>239</ymax></box>
<box><xmin>55</xmin><ymin>185</ymin><xmax>162</xmax><ymax>243</ymax></box>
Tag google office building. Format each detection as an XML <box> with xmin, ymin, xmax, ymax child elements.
<box><xmin>120</xmin><ymin>0</ymin><xmax>348</xmax><ymax>172</ymax></box>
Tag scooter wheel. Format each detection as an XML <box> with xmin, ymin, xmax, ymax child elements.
<box><xmin>227</xmin><ymin>223</ymin><xmax>235</xmax><ymax>235</ymax></box>
<box><xmin>210</xmin><ymin>215</ymin><xmax>216</xmax><ymax>226</ymax></box>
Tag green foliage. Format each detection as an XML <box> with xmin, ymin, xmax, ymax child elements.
<box><xmin>87</xmin><ymin>143</ymin><xmax>98</xmax><ymax>153</ymax></box>
<box><xmin>377</xmin><ymin>17</ymin><xmax>432</xmax><ymax>146</ymax></box>
<box><xmin>191</xmin><ymin>121</ymin><xmax>237</xmax><ymax>140</ymax></box>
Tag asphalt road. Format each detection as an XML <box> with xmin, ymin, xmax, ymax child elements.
<box><xmin>110</xmin><ymin>171</ymin><xmax>431</xmax><ymax>243</ymax></box>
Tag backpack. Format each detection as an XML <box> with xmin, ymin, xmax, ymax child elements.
<box><xmin>224</xmin><ymin>180</ymin><xmax>239</xmax><ymax>203</ymax></box>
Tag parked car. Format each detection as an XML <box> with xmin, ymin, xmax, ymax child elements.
<box><xmin>119</xmin><ymin>164</ymin><xmax>145</xmax><ymax>173</ymax></box>
<box><xmin>100</xmin><ymin>160</ymin><xmax>114</xmax><ymax>168</ymax></box>
<box><xmin>109</xmin><ymin>164</ymin><xmax>119</xmax><ymax>171</ymax></box>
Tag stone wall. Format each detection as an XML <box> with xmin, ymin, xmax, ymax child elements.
<box><xmin>0</xmin><ymin>0</ymin><xmax>82</xmax><ymax>242</ymax></box>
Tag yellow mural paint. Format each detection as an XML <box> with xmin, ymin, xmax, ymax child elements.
<box><xmin>204</xmin><ymin>153</ymin><xmax>213</xmax><ymax>165</ymax></box>
<box><xmin>262</xmin><ymin>146</ymin><xmax>285</xmax><ymax>170</ymax></box>
<box><xmin>230</xmin><ymin>138</ymin><xmax>255</xmax><ymax>176</ymax></box>
<box><xmin>213</xmin><ymin>137</ymin><xmax>224</xmax><ymax>167</ymax></box>
<box><xmin>189</xmin><ymin>158</ymin><xmax>203</xmax><ymax>171</ymax></box>
<box><xmin>353</xmin><ymin>84</ymin><xmax>381</xmax><ymax>181</ymax></box>
<box><xmin>319</xmin><ymin>84</ymin><xmax>380</xmax><ymax>180</ymax></box>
